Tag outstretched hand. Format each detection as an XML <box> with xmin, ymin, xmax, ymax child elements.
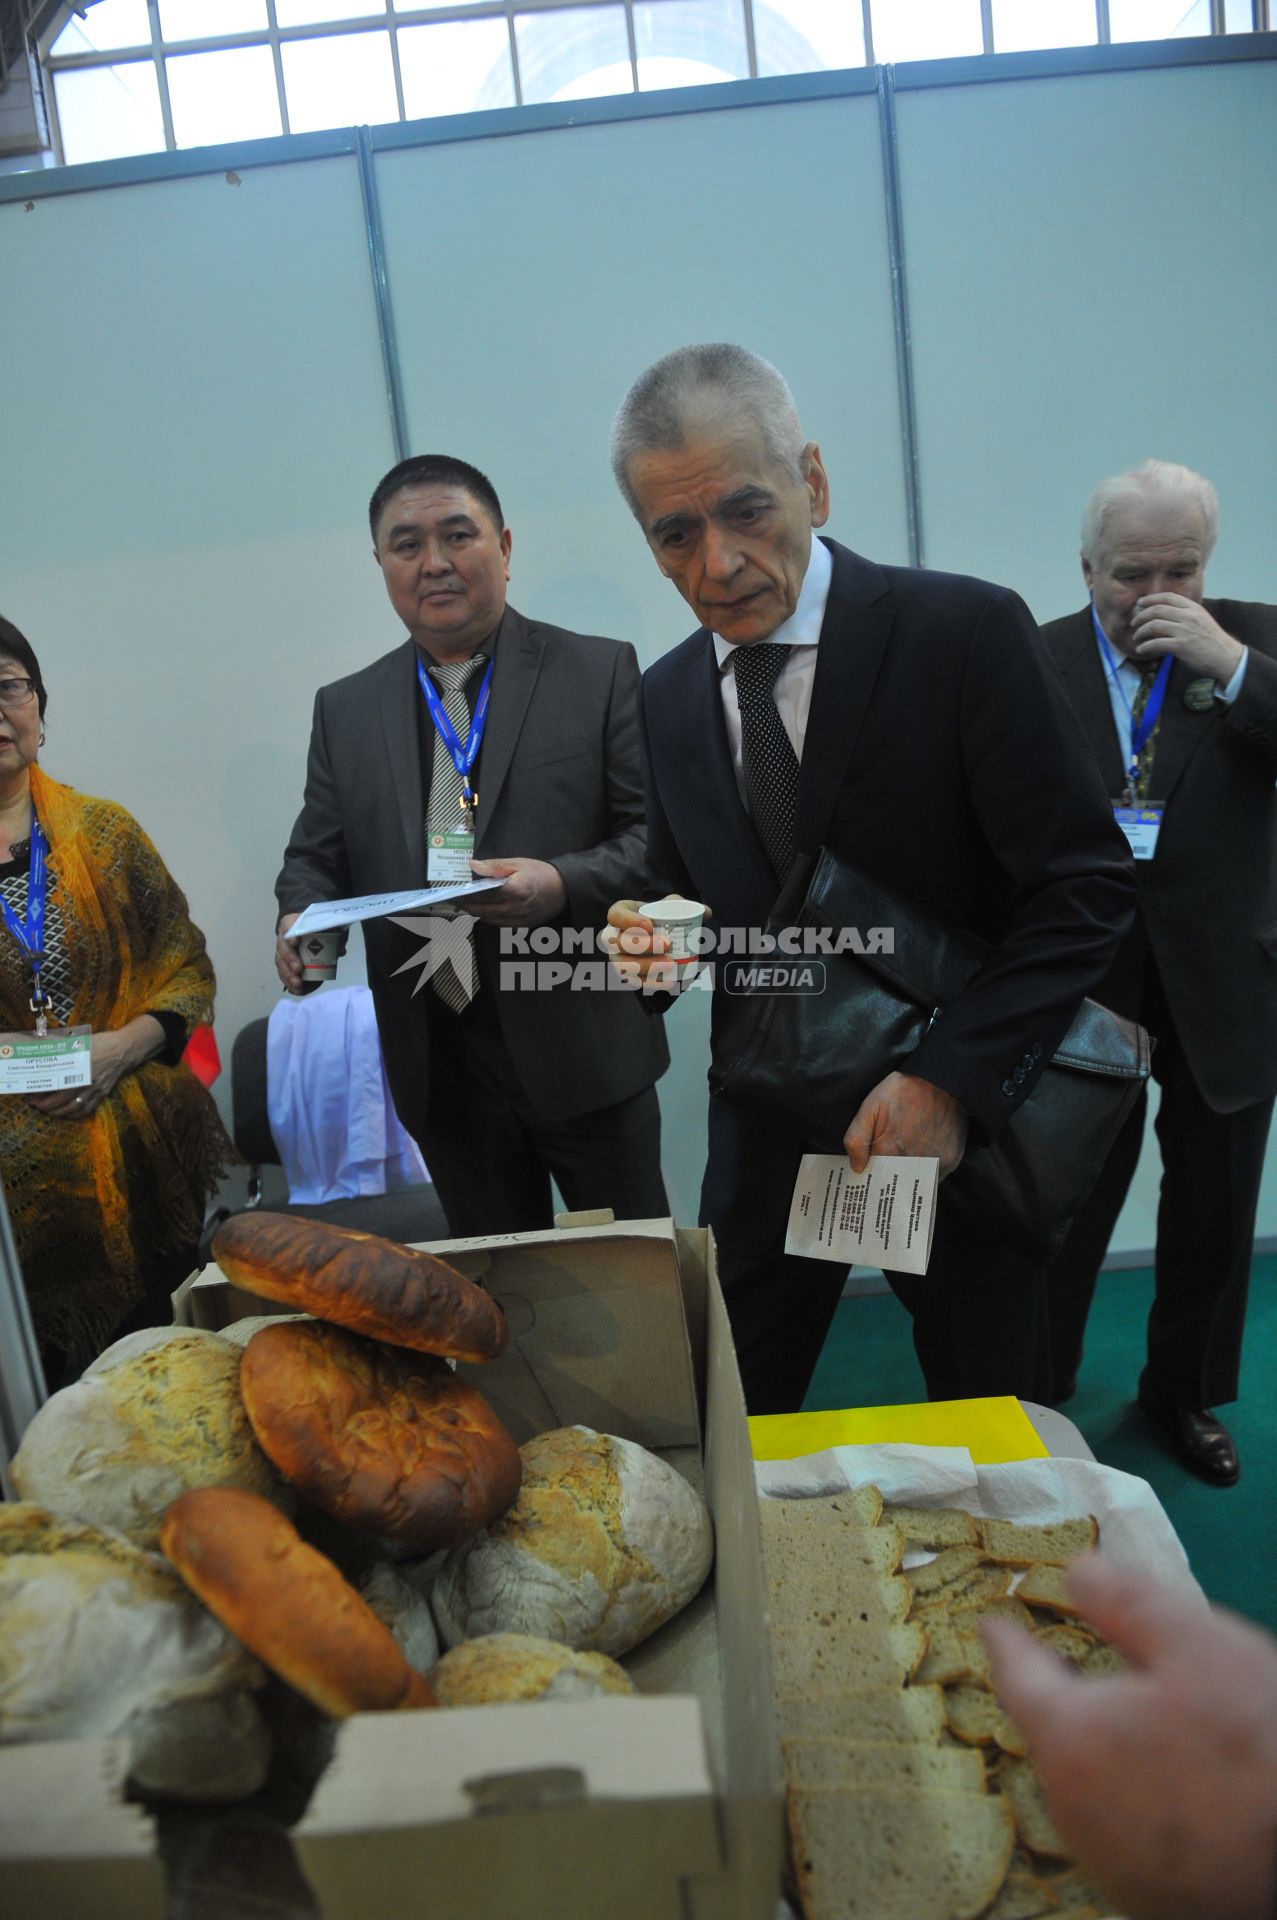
<box><xmin>983</xmin><ymin>1555</ymin><xmax>1277</xmax><ymax>1920</ymax></box>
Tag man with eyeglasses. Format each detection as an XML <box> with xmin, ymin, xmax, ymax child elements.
<box><xmin>1042</xmin><ymin>460</ymin><xmax>1277</xmax><ymax>1486</ymax></box>
<box><xmin>274</xmin><ymin>454</ymin><xmax>668</xmax><ymax>1239</ymax></box>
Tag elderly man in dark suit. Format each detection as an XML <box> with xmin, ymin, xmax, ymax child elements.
<box><xmin>604</xmin><ymin>344</ymin><xmax>1135</xmax><ymax>1415</ymax></box>
<box><xmin>276</xmin><ymin>454</ymin><xmax>668</xmax><ymax>1237</ymax></box>
<box><xmin>1042</xmin><ymin>460</ymin><xmax>1277</xmax><ymax>1485</ymax></box>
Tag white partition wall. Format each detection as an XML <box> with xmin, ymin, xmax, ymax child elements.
<box><xmin>0</xmin><ymin>43</ymin><xmax>1274</xmax><ymax>1243</ymax></box>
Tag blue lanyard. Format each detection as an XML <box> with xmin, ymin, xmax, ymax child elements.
<box><xmin>0</xmin><ymin>817</ymin><xmax>51</xmax><ymax>1026</ymax></box>
<box><xmin>416</xmin><ymin>655</ymin><xmax>494</xmax><ymax>817</ymax></box>
<box><xmin>1091</xmin><ymin>605</ymin><xmax>1171</xmax><ymax>779</ymax></box>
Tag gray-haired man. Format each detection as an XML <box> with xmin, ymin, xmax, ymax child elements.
<box><xmin>606</xmin><ymin>343</ymin><xmax>1135</xmax><ymax>1415</ymax></box>
<box><xmin>1043</xmin><ymin>459</ymin><xmax>1277</xmax><ymax>1484</ymax></box>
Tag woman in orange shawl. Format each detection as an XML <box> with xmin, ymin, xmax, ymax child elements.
<box><xmin>0</xmin><ymin>615</ymin><xmax>232</xmax><ymax>1369</ymax></box>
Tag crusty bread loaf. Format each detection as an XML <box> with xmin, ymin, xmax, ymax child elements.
<box><xmin>239</xmin><ymin>1320</ymin><xmax>521</xmax><ymax>1552</ymax></box>
<box><xmin>432</xmin><ymin>1425</ymin><xmax>713</xmax><ymax>1657</ymax></box>
<box><xmin>211</xmin><ymin>1211</ymin><xmax>507</xmax><ymax>1363</ymax></box>
<box><xmin>11</xmin><ymin>1329</ymin><xmax>286</xmax><ymax>1549</ymax></box>
<box><xmin>787</xmin><ymin>1785</ymin><xmax>1015</xmax><ymax>1919</ymax></box>
<box><xmin>160</xmin><ymin>1487</ymin><xmax>436</xmax><ymax>1718</ymax></box>
<box><xmin>427</xmin><ymin>1633</ymin><xmax>634</xmax><ymax>1706</ymax></box>
<box><xmin>0</xmin><ymin>1502</ymin><xmax>268</xmax><ymax>1801</ymax></box>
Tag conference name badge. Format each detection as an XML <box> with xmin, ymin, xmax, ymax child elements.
<box><xmin>0</xmin><ymin>1024</ymin><xmax>92</xmax><ymax>1096</ymax></box>
<box><xmin>427</xmin><ymin>828</ymin><xmax>477</xmax><ymax>888</ymax></box>
<box><xmin>1113</xmin><ymin>802</ymin><xmax>1163</xmax><ymax>862</ymax></box>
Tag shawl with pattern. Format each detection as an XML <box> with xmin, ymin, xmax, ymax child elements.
<box><xmin>0</xmin><ymin>765</ymin><xmax>234</xmax><ymax>1349</ymax></box>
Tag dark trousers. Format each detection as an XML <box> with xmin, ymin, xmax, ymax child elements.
<box><xmin>418</xmin><ymin>1003</ymin><xmax>667</xmax><ymax>1238</ymax></box>
<box><xmin>1047</xmin><ymin>960</ymin><xmax>1273</xmax><ymax>1409</ymax></box>
<box><xmin>702</xmin><ymin>1096</ymin><xmax>1052</xmax><ymax>1415</ymax></box>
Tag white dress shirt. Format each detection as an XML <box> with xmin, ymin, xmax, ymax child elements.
<box><xmin>711</xmin><ymin>533</ymin><xmax>833</xmax><ymax>806</ymax></box>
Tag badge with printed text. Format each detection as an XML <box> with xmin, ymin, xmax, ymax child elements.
<box><xmin>426</xmin><ymin>828</ymin><xmax>476</xmax><ymax>888</ymax></box>
<box><xmin>0</xmin><ymin>1024</ymin><xmax>92</xmax><ymax>1095</ymax></box>
<box><xmin>1113</xmin><ymin>803</ymin><xmax>1163</xmax><ymax>862</ymax></box>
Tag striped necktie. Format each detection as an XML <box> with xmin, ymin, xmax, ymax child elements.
<box><xmin>424</xmin><ymin>651</ymin><xmax>487</xmax><ymax>1011</ymax></box>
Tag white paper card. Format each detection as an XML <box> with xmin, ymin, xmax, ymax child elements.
<box><xmin>0</xmin><ymin>1024</ymin><xmax>92</xmax><ymax>1095</ymax></box>
<box><xmin>288</xmin><ymin>878</ymin><xmax>504</xmax><ymax>938</ymax></box>
<box><xmin>785</xmin><ymin>1153</ymin><xmax>938</xmax><ymax>1275</ymax></box>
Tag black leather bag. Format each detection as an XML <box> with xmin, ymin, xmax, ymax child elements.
<box><xmin>707</xmin><ymin>849</ymin><xmax>1151</xmax><ymax>1264</ymax></box>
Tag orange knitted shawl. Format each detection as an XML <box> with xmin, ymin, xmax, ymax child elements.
<box><xmin>0</xmin><ymin>766</ymin><xmax>233</xmax><ymax>1349</ymax></box>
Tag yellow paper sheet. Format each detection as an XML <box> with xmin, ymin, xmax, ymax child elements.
<box><xmin>749</xmin><ymin>1395</ymin><xmax>1049</xmax><ymax>1464</ymax></box>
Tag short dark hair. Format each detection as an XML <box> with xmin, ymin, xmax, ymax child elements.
<box><xmin>368</xmin><ymin>455</ymin><xmax>504</xmax><ymax>544</ymax></box>
<box><xmin>0</xmin><ymin>616</ymin><xmax>47</xmax><ymax>718</ymax></box>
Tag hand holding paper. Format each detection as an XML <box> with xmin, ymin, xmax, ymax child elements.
<box><xmin>786</xmin><ymin>1153</ymin><xmax>938</xmax><ymax>1276</ymax></box>
<box><xmin>844</xmin><ymin>1070</ymin><xmax>968</xmax><ymax>1179</ymax></box>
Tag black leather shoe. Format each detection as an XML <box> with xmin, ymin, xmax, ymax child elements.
<box><xmin>1137</xmin><ymin>1382</ymin><xmax>1240</xmax><ymax>1486</ymax></box>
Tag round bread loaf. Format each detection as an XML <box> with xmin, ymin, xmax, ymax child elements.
<box><xmin>160</xmin><ymin>1487</ymin><xmax>437</xmax><ymax>1718</ymax></box>
<box><xmin>211</xmin><ymin>1212</ymin><xmax>507</xmax><ymax>1363</ymax></box>
<box><xmin>0</xmin><ymin>1502</ymin><xmax>269</xmax><ymax>1801</ymax></box>
<box><xmin>11</xmin><ymin>1329</ymin><xmax>288</xmax><ymax>1550</ymax></box>
<box><xmin>432</xmin><ymin>1425</ymin><xmax>714</xmax><ymax>1657</ymax></box>
<box><xmin>427</xmin><ymin>1633</ymin><xmax>634</xmax><ymax>1707</ymax></box>
<box><xmin>239</xmin><ymin>1320</ymin><xmax>522</xmax><ymax>1552</ymax></box>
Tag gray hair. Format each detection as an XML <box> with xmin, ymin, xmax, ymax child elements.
<box><xmin>610</xmin><ymin>343</ymin><xmax>807</xmax><ymax>519</ymax></box>
<box><xmin>1081</xmin><ymin>458</ymin><xmax>1220</xmax><ymax>568</ymax></box>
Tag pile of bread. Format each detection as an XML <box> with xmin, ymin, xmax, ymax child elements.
<box><xmin>760</xmin><ymin>1485</ymin><xmax>1120</xmax><ymax>1920</ymax></box>
<box><xmin>0</xmin><ymin>1213</ymin><xmax>714</xmax><ymax>1802</ymax></box>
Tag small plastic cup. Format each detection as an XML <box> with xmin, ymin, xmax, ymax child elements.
<box><xmin>638</xmin><ymin>895</ymin><xmax>710</xmax><ymax>963</ymax></box>
<box><xmin>298</xmin><ymin>928</ymin><xmax>340</xmax><ymax>984</ymax></box>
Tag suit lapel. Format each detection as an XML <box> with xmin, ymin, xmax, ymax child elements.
<box><xmin>379</xmin><ymin>641</ymin><xmax>427</xmax><ymax>882</ymax></box>
<box><xmin>473</xmin><ymin>607</ymin><xmax>545</xmax><ymax>854</ymax></box>
<box><xmin>1146</xmin><ymin>659</ymin><xmax>1218</xmax><ymax>804</ymax></box>
<box><xmin>794</xmin><ymin>540</ymin><xmax>892</xmax><ymax>853</ymax></box>
<box><xmin>1048</xmin><ymin>610</ymin><xmax>1127</xmax><ymax>796</ymax></box>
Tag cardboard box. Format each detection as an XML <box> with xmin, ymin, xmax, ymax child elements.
<box><xmin>175</xmin><ymin>1216</ymin><xmax>785</xmax><ymax>1920</ymax></box>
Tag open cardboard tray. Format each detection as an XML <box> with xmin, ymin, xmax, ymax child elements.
<box><xmin>161</xmin><ymin>1214</ymin><xmax>785</xmax><ymax>1920</ymax></box>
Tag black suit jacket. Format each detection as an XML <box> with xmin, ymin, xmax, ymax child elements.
<box><xmin>277</xmin><ymin>606</ymin><xmax>668</xmax><ymax>1134</ymax></box>
<box><xmin>640</xmin><ymin>538</ymin><xmax>1135</xmax><ymax>1143</ymax></box>
<box><xmin>1043</xmin><ymin>599</ymin><xmax>1277</xmax><ymax>1113</ymax></box>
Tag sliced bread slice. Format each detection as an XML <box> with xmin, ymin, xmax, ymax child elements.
<box><xmin>978</xmin><ymin>1516</ymin><xmax>1098</xmax><ymax>1567</ymax></box>
<box><xmin>888</xmin><ymin>1504</ymin><xmax>980</xmax><ymax>1551</ymax></box>
<box><xmin>776</xmin><ymin>1682</ymin><xmax>945</xmax><ymax>1745</ymax></box>
<box><xmin>787</xmin><ymin>1784</ymin><xmax>1015</xmax><ymax>1920</ymax></box>
<box><xmin>770</xmin><ymin>1618</ymin><xmax>927</xmax><ymax>1697</ymax></box>
<box><xmin>781</xmin><ymin>1736</ymin><xmax>987</xmax><ymax>1793</ymax></box>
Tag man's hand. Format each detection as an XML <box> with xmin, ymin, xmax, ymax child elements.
<box><xmin>983</xmin><ymin>1556</ymin><xmax>1277</xmax><ymax>1920</ymax></box>
<box><xmin>466</xmin><ymin>857</ymin><xmax>564</xmax><ymax>928</ymax></box>
<box><xmin>843</xmin><ymin>1070</ymin><xmax>968</xmax><ymax>1178</ymax></box>
<box><xmin>600</xmin><ymin>900</ymin><xmax>676</xmax><ymax>990</ymax></box>
<box><xmin>275</xmin><ymin>910</ymin><xmax>305</xmax><ymax>994</ymax></box>
<box><xmin>26</xmin><ymin>1018</ymin><xmax>165</xmax><ymax>1119</ymax></box>
<box><xmin>1130</xmin><ymin>593</ymin><xmax>1244</xmax><ymax>685</ymax></box>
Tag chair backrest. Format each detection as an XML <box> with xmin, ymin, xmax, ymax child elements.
<box><xmin>230</xmin><ymin>1016</ymin><xmax>278</xmax><ymax>1169</ymax></box>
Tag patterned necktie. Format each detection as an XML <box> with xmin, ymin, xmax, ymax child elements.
<box><xmin>1129</xmin><ymin>665</ymin><xmax>1163</xmax><ymax>803</ymax></box>
<box><xmin>733</xmin><ymin>642</ymin><xmax>801</xmax><ymax>885</ymax></box>
<box><xmin>424</xmin><ymin>651</ymin><xmax>487</xmax><ymax>1011</ymax></box>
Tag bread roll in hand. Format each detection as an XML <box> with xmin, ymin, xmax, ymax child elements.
<box><xmin>211</xmin><ymin>1212</ymin><xmax>507</xmax><ymax>1363</ymax></box>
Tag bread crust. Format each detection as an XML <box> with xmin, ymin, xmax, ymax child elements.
<box><xmin>239</xmin><ymin>1320</ymin><xmax>522</xmax><ymax>1552</ymax></box>
<box><xmin>210</xmin><ymin>1212</ymin><xmax>508</xmax><ymax>1363</ymax></box>
<box><xmin>160</xmin><ymin>1488</ymin><xmax>436</xmax><ymax>1718</ymax></box>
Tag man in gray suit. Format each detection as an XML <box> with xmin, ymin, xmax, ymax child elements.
<box><xmin>1043</xmin><ymin>459</ymin><xmax>1277</xmax><ymax>1484</ymax></box>
<box><xmin>275</xmin><ymin>454</ymin><xmax>668</xmax><ymax>1236</ymax></box>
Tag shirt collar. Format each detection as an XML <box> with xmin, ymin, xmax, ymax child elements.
<box><xmin>712</xmin><ymin>533</ymin><xmax>832</xmax><ymax>672</ymax></box>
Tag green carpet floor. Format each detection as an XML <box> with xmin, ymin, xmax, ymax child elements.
<box><xmin>804</xmin><ymin>1254</ymin><xmax>1277</xmax><ymax>1630</ymax></box>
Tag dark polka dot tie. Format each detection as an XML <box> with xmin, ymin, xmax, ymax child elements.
<box><xmin>732</xmin><ymin>642</ymin><xmax>800</xmax><ymax>886</ymax></box>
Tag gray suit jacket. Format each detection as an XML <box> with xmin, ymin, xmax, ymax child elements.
<box><xmin>1043</xmin><ymin>599</ymin><xmax>1277</xmax><ymax>1112</ymax></box>
<box><xmin>276</xmin><ymin>606</ymin><xmax>668</xmax><ymax>1134</ymax></box>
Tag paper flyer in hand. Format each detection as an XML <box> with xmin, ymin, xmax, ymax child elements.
<box><xmin>288</xmin><ymin>878</ymin><xmax>504</xmax><ymax>938</ymax></box>
<box><xmin>785</xmin><ymin>1153</ymin><xmax>938</xmax><ymax>1275</ymax></box>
